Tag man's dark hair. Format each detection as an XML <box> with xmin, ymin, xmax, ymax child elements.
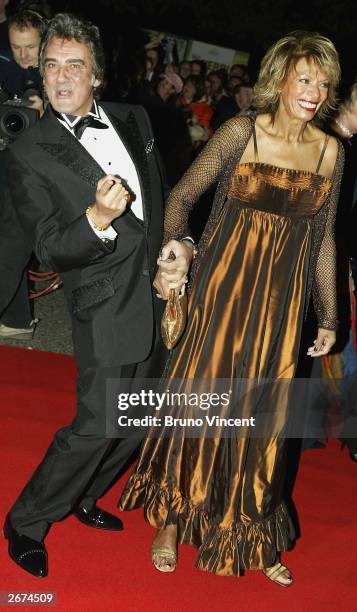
<box><xmin>208</xmin><ymin>70</ymin><xmax>225</xmax><ymax>82</ymax></box>
<box><xmin>233</xmin><ymin>83</ymin><xmax>253</xmax><ymax>95</ymax></box>
<box><xmin>39</xmin><ymin>13</ymin><xmax>105</xmax><ymax>82</ymax></box>
<box><xmin>190</xmin><ymin>59</ymin><xmax>207</xmax><ymax>76</ymax></box>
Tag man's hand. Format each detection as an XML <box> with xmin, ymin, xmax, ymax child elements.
<box><xmin>153</xmin><ymin>239</ymin><xmax>194</xmax><ymax>299</ymax></box>
<box><xmin>307</xmin><ymin>328</ymin><xmax>336</xmax><ymax>357</ymax></box>
<box><xmin>89</xmin><ymin>175</ymin><xmax>130</xmax><ymax>228</ymax></box>
<box><xmin>28</xmin><ymin>95</ymin><xmax>45</xmax><ymax>117</ymax></box>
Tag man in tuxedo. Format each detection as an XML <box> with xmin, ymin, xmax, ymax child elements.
<box><xmin>3</xmin><ymin>13</ymin><xmax>193</xmax><ymax>578</ymax></box>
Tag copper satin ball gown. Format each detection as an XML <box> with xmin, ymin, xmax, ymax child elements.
<box><xmin>119</xmin><ymin>116</ymin><xmax>344</xmax><ymax>575</ymax></box>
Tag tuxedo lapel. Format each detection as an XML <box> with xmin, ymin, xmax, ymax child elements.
<box><xmin>106</xmin><ymin>110</ymin><xmax>152</xmax><ymax>228</ymax></box>
<box><xmin>36</xmin><ymin>108</ymin><xmax>105</xmax><ymax>189</ymax></box>
<box><xmin>36</xmin><ymin>106</ymin><xmax>152</xmax><ymax>226</ymax></box>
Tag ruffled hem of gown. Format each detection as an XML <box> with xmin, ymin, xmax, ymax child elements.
<box><xmin>118</xmin><ymin>469</ymin><xmax>296</xmax><ymax>576</ymax></box>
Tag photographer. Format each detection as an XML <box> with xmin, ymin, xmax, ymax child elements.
<box><xmin>0</xmin><ymin>2</ymin><xmax>49</xmax><ymax>340</ymax></box>
<box><xmin>0</xmin><ymin>3</ymin><xmax>48</xmax><ymax>115</ymax></box>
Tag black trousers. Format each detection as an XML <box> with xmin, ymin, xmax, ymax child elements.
<box><xmin>9</xmin><ymin>331</ymin><xmax>167</xmax><ymax>541</ymax></box>
<box><xmin>0</xmin><ymin>268</ymin><xmax>32</xmax><ymax>328</ymax></box>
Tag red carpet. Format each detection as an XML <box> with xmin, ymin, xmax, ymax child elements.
<box><xmin>0</xmin><ymin>346</ymin><xmax>356</xmax><ymax>612</ymax></box>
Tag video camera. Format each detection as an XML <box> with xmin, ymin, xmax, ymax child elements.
<box><xmin>0</xmin><ymin>81</ymin><xmax>40</xmax><ymax>150</ymax></box>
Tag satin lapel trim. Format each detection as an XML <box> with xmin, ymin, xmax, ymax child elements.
<box><xmin>107</xmin><ymin>111</ymin><xmax>152</xmax><ymax>228</ymax></box>
<box><xmin>37</xmin><ymin>125</ymin><xmax>105</xmax><ymax>189</ymax></box>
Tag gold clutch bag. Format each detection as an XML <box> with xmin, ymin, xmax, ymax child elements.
<box><xmin>161</xmin><ymin>288</ymin><xmax>187</xmax><ymax>350</ymax></box>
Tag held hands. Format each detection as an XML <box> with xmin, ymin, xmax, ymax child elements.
<box><xmin>307</xmin><ymin>328</ymin><xmax>336</xmax><ymax>358</ymax></box>
<box><xmin>153</xmin><ymin>239</ymin><xmax>194</xmax><ymax>299</ymax></box>
<box><xmin>89</xmin><ymin>175</ymin><xmax>130</xmax><ymax>227</ymax></box>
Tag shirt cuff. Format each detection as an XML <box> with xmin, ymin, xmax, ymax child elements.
<box><xmin>86</xmin><ymin>216</ymin><xmax>118</xmax><ymax>241</ymax></box>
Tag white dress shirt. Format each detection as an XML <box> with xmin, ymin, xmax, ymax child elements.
<box><xmin>56</xmin><ymin>101</ymin><xmax>144</xmax><ymax>241</ymax></box>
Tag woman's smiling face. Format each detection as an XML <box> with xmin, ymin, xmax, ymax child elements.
<box><xmin>279</xmin><ymin>57</ymin><xmax>329</xmax><ymax>121</ymax></box>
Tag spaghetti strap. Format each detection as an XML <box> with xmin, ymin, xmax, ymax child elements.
<box><xmin>315</xmin><ymin>134</ymin><xmax>329</xmax><ymax>174</ymax></box>
<box><xmin>252</xmin><ymin>121</ymin><xmax>259</xmax><ymax>162</ymax></box>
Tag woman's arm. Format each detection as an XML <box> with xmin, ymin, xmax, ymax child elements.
<box><xmin>154</xmin><ymin>116</ymin><xmax>251</xmax><ymax>297</ymax></box>
<box><xmin>163</xmin><ymin>116</ymin><xmax>248</xmax><ymax>243</ymax></box>
<box><xmin>308</xmin><ymin>139</ymin><xmax>345</xmax><ymax>356</ymax></box>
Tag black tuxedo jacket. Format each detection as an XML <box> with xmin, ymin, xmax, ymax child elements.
<box><xmin>4</xmin><ymin>103</ymin><xmax>165</xmax><ymax>369</ymax></box>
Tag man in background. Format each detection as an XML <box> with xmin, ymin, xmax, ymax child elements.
<box><xmin>0</xmin><ymin>5</ymin><xmax>48</xmax><ymax>340</ymax></box>
<box><xmin>211</xmin><ymin>82</ymin><xmax>253</xmax><ymax>130</ymax></box>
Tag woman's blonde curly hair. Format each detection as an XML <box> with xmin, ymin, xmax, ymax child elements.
<box><xmin>253</xmin><ymin>31</ymin><xmax>340</xmax><ymax>121</ymax></box>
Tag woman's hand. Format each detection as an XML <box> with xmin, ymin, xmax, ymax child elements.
<box><xmin>153</xmin><ymin>240</ymin><xmax>193</xmax><ymax>299</ymax></box>
<box><xmin>307</xmin><ymin>328</ymin><xmax>336</xmax><ymax>357</ymax></box>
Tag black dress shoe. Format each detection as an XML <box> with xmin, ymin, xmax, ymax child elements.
<box><xmin>73</xmin><ymin>505</ymin><xmax>123</xmax><ymax>531</ymax></box>
<box><xmin>3</xmin><ymin>516</ymin><xmax>48</xmax><ymax>578</ymax></box>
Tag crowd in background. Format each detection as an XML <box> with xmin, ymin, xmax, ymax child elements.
<box><xmin>1</xmin><ymin>2</ymin><xmax>256</xmax><ymax>189</ymax></box>
<box><xmin>103</xmin><ymin>38</ymin><xmax>254</xmax><ymax>187</ymax></box>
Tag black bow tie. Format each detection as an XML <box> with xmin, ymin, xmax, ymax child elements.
<box><xmin>72</xmin><ymin>115</ymin><xmax>109</xmax><ymax>139</ymax></box>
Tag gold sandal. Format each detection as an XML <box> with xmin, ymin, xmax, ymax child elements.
<box><xmin>151</xmin><ymin>546</ymin><xmax>177</xmax><ymax>573</ymax></box>
<box><xmin>263</xmin><ymin>561</ymin><xmax>293</xmax><ymax>587</ymax></box>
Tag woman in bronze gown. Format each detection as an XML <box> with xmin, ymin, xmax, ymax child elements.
<box><xmin>119</xmin><ymin>31</ymin><xmax>344</xmax><ymax>586</ymax></box>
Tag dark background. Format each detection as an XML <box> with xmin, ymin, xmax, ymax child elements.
<box><xmin>47</xmin><ymin>0</ymin><xmax>356</xmax><ymax>89</ymax></box>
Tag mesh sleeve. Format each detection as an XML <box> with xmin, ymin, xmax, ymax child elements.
<box><xmin>313</xmin><ymin>142</ymin><xmax>345</xmax><ymax>330</ymax></box>
<box><xmin>163</xmin><ymin>116</ymin><xmax>251</xmax><ymax>244</ymax></box>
